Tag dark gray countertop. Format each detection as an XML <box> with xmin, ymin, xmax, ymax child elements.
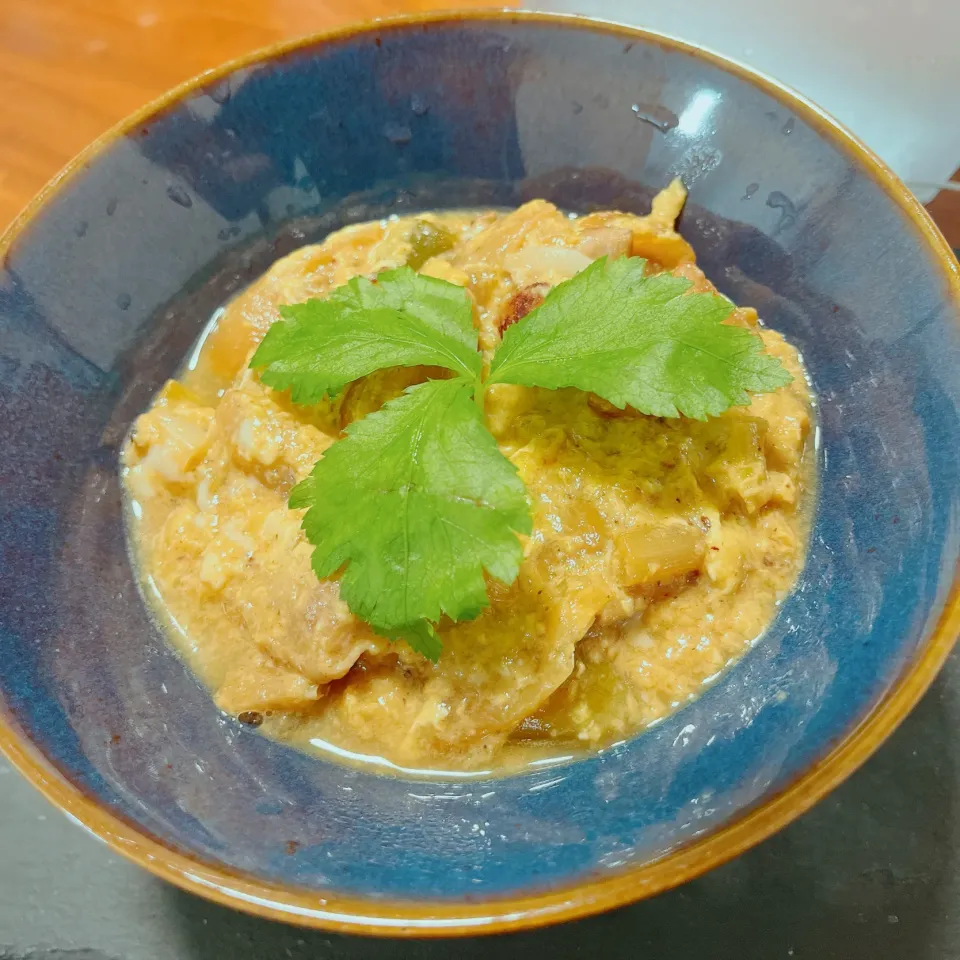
<box><xmin>3</xmin><ymin>651</ymin><xmax>959</xmax><ymax>960</ymax></box>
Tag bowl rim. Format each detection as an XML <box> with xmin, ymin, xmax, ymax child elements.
<box><xmin>1</xmin><ymin>8</ymin><xmax>959</xmax><ymax>939</ymax></box>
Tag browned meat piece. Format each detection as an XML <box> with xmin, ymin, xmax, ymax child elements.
<box><xmin>497</xmin><ymin>282</ymin><xmax>550</xmax><ymax>335</ymax></box>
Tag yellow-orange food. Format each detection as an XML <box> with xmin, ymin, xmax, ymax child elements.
<box><xmin>122</xmin><ymin>182</ymin><xmax>813</xmax><ymax>774</ymax></box>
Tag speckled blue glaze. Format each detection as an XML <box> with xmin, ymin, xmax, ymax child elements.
<box><xmin>1</xmin><ymin>15</ymin><xmax>959</xmax><ymax>912</ymax></box>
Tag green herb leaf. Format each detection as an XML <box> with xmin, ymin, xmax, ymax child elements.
<box><xmin>387</xmin><ymin>621</ymin><xmax>443</xmax><ymax>663</ymax></box>
<box><xmin>289</xmin><ymin>378</ymin><xmax>532</xmax><ymax>659</ymax></box>
<box><xmin>488</xmin><ymin>257</ymin><xmax>792</xmax><ymax>419</ymax></box>
<box><xmin>250</xmin><ymin>267</ymin><xmax>480</xmax><ymax>405</ymax></box>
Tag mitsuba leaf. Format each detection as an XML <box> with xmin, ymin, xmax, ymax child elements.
<box><xmin>289</xmin><ymin>379</ymin><xmax>531</xmax><ymax>658</ymax></box>
<box><xmin>489</xmin><ymin>257</ymin><xmax>791</xmax><ymax>419</ymax></box>
<box><xmin>251</xmin><ymin>267</ymin><xmax>480</xmax><ymax>404</ymax></box>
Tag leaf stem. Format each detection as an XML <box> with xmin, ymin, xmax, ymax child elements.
<box><xmin>473</xmin><ymin>373</ymin><xmax>486</xmax><ymax>416</ymax></box>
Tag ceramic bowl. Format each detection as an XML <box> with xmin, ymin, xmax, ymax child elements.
<box><xmin>1</xmin><ymin>12</ymin><xmax>958</xmax><ymax>937</ymax></box>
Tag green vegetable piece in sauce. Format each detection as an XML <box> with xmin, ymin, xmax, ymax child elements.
<box><xmin>406</xmin><ymin>220</ymin><xmax>456</xmax><ymax>269</ymax></box>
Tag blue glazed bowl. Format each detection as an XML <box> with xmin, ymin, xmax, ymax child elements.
<box><xmin>1</xmin><ymin>12</ymin><xmax>959</xmax><ymax>936</ymax></box>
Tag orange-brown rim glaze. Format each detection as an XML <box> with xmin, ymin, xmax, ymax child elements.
<box><xmin>1</xmin><ymin>9</ymin><xmax>958</xmax><ymax>939</ymax></box>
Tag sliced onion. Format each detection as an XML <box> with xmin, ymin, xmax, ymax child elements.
<box><xmin>504</xmin><ymin>245</ymin><xmax>593</xmax><ymax>287</ymax></box>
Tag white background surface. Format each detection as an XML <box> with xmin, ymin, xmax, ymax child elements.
<box><xmin>533</xmin><ymin>0</ymin><xmax>960</xmax><ymax>201</ymax></box>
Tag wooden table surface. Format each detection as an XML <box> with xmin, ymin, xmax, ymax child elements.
<box><xmin>0</xmin><ymin>0</ymin><xmax>956</xmax><ymax>246</ymax></box>
<box><xmin>0</xmin><ymin>0</ymin><xmax>501</xmax><ymax>229</ymax></box>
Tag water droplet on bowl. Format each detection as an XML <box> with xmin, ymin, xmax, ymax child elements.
<box><xmin>631</xmin><ymin>103</ymin><xmax>678</xmax><ymax>133</ymax></box>
<box><xmin>106</xmin><ymin>197</ymin><xmax>118</xmax><ymax>216</ymax></box>
<box><xmin>766</xmin><ymin>191</ymin><xmax>798</xmax><ymax>231</ymax></box>
<box><xmin>383</xmin><ymin>121</ymin><xmax>412</xmax><ymax>145</ymax></box>
<box><xmin>742</xmin><ymin>182</ymin><xmax>759</xmax><ymax>200</ymax></box>
<box><xmin>116</xmin><ymin>292</ymin><xmax>131</xmax><ymax>311</ymax></box>
<box><xmin>74</xmin><ymin>220</ymin><xmax>88</xmax><ymax>238</ymax></box>
<box><xmin>209</xmin><ymin>80</ymin><xmax>232</xmax><ymax>106</ymax></box>
<box><xmin>166</xmin><ymin>184</ymin><xmax>193</xmax><ymax>209</ymax></box>
<box><xmin>410</xmin><ymin>94</ymin><xmax>428</xmax><ymax>116</ymax></box>
<box><xmin>782</xmin><ymin>117</ymin><xmax>796</xmax><ymax>135</ymax></box>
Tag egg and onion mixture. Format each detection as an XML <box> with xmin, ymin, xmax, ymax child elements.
<box><xmin>122</xmin><ymin>183</ymin><xmax>813</xmax><ymax>774</ymax></box>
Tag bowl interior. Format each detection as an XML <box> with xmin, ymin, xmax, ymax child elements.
<box><xmin>1</xmin><ymin>14</ymin><xmax>959</xmax><ymax>921</ymax></box>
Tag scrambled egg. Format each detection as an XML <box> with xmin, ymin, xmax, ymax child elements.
<box><xmin>122</xmin><ymin>184</ymin><xmax>813</xmax><ymax>773</ymax></box>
